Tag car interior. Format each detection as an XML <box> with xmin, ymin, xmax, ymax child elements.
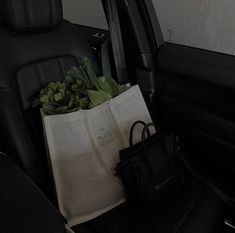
<box><xmin>0</xmin><ymin>0</ymin><xmax>235</xmax><ymax>232</ymax></box>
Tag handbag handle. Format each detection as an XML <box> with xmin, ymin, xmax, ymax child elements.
<box><xmin>129</xmin><ymin>121</ymin><xmax>151</xmax><ymax>146</ymax></box>
<box><xmin>141</xmin><ymin>122</ymin><xmax>160</xmax><ymax>146</ymax></box>
<box><xmin>140</xmin><ymin>122</ymin><xmax>160</xmax><ymax>175</ymax></box>
<box><xmin>141</xmin><ymin>122</ymin><xmax>166</xmax><ymax>157</ymax></box>
<box><xmin>141</xmin><ymin>123</ymin><xmax>169</xmax><ymax>177</ymax></box>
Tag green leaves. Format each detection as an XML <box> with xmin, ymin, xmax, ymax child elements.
<box><xmin>33</xmin><ymin>40</ymin><xmax>124</xmax><ymax>115</ymax></box>
<box><xmin>82</xmin><ymin>57</ymin><xmax>97</xmax><ymax>84</ymax></box>
<box><xmin>33</xmin><ymin>80</ymin><xmax>87</xmax><ymax>115</ymax></box>
<box><xmin>94</xmin><ymin>76</ymin><xmax>119</xmax><ymax>98</ymax></box>
<box><xmin>101</xmin><ymin>40</ymin><xmax>112</xmax><ymax>80</ymax></box>
<box><xmin>87</xmin><ymin>89</ymin><xmax>112</xmax><ymax>107</ymax></box>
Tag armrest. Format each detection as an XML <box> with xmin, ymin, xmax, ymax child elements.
<box><xmin>0</xmin><ymin>154</ymin><xmax>66</xmax><ymax>233</ymax></box>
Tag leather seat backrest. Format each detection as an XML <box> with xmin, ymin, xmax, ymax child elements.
<box><xmin>0</xmin><ymin>0</ymin><xmax>95</xmax><ymax>199</ymax></box>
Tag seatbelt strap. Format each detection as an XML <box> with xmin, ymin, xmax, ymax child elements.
<box><xmin>102</xmin><ymin>0</ymin><xmax>129</xmax><ymax>84</ymax></box>
<box><xmin>144</xmin><ymin>0</ymin><xmax>165</xmax><ymax>48</ymax></box>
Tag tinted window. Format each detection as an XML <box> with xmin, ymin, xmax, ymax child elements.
<box><xmin>62</xmin><ymin>0</ymin><xmax>108</xmax><ymax>29</ymax></box>
<box><xmin>153</xmin><ymin>0</ymin><xmax>235</xmax><ymax>55</ymax></box>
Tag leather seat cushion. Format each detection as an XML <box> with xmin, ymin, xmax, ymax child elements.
<box><xmin>0</xmin><ymin>155</ymin><xmax>65</xmax><ymax>233</ymax></box>
<box><xmin>73</xmin><ymin>188</ymin><xmax>225</xmax><ymax>233</ymax></box>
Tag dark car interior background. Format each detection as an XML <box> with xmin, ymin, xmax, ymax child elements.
<box><xmin>0</xmin><ymin>0</ymin><xmax>235</xmax><ymax>232</ymax></box>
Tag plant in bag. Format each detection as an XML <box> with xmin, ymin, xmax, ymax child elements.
<box><xmin>36</xmin><ymin>43</ymin><xmax>154</xmax><ymax>225</ymax></box>
<box><xmin>32</xmin><ymin>81</ymin><xmax>89</xmax><ymax>115</ymax></box>
<box><xmin>33</xmin><ymin>41</ymin><xmax>121</xmax><ymax>114</ymax></box>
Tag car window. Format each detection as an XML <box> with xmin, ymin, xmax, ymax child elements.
<box><xmin>62</xmin><ymin>0</ymin><xmax>108</xmax><ymax>30</ymax></box>
<box><xmin>153</xmin><ymin>0</ymin><xmax>235</xmax><ymax>55</ymax></box>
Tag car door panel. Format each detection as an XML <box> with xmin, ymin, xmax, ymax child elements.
<box><xmin>157</xmin><ymin>43</ymin><xmax>235</xmax><ymax>192</ymax></box>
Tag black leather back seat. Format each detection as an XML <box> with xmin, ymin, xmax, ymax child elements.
<box><xmin>0</xmin><ymin>1</ymin><xmax>227</xmax><ymax>232</ymax></box>
<box><xmin>0</xmin><ymin>0</ymin><xmax>96</xmax><ymax>197</ymax></box>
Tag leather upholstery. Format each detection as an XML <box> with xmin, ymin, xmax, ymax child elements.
<box><xmin>17</xmin><ymin>56</ymin><xmax>79</xmax><ymax>110</ymax></box>
<box><xmin>0</xmin><ymin>0</ymin><xmax>63</xmax><ymax>32</ymax></box>
<box><xmin>0</xmin><ymin>155</ymin><xmax>66</xmax><ymax>233</ymax></box>
<box><xmin>76</xmin><ymin>188</ymin><xmax>226</xmax><ymax>233</ymax></box>
<box><xmin>0</xmin><ymin>1</ymin><xmax>227</xmax><ymax>232</ymax></box>
<box><xmin>0</xmin><ymin>19</ymin><xmax>96</xmax><ymax>196</ymax></box>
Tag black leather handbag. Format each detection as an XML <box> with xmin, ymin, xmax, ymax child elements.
<box><xmin>117</xmin><ymin>121</ymin><xmax>183</xmax><ymax>215</ymax></box>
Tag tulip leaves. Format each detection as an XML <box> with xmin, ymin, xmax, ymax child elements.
<box><xmin>33</xmin><ymin>41</ymin><xmax>122</xmax><ymax>115</ymax></box>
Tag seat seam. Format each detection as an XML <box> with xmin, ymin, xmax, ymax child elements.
<box><xmin>174</xmin><ymin>190</ymin><xmax>200</xmax><ymax>233</ymax></box>
<box><xmin>8</xmin><ymin>0</ymin><xmax>17</xmax><ymax>29</ymax></box>
<box><xmin>0</xmin><ymin>92</ymin><xmax>40</xmax><ymax>170</ymax></box>
<box><xmin>23</xmin><ymin>0</ymin><xmax>32</xmax><ymax>27</ymax></box>
<box><xmin>49</xmin><ymin>0</ymin><xmax>56</xmax><ymax>25</ymax></box>
<box><xmin>57</xmin><ymin>58</ymin><xmax>66</xmax><ymax>80</ymax></box>
<box><xmin>35</xmin><ymin>63</ymin><xmax>45</xmax><ymax>87</ymax></box>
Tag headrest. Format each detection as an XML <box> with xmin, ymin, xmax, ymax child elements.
<box><xmin>1</xmin><ymin>0</ymin><xmax>63</xmax><ymax>33</ymax></box>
